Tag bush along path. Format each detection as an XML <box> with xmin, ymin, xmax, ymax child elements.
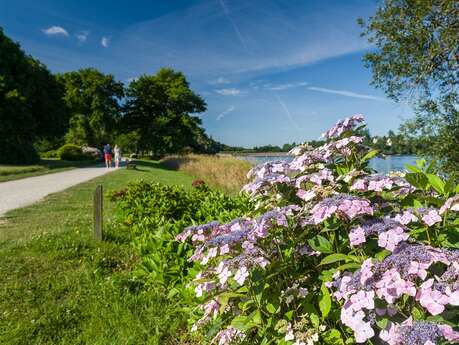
<box><xmin>175</xmin><ymin>115</ymin><xmax>459</xmax><ymax>345</ymax></box>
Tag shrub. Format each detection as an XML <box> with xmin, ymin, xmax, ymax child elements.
<box><xmin>177</xmin><ymin>114</ymin><xmax>459</xmax><ymax>345</ymax></box>
<box><xmin>57</xmin><ymin>144</ymin><xmax>90</xmax><ymax>161</ymax></box>
<box><xmin>112</xmin><ymin>181</ymin><xmax>252</xmax><ymax>288</ymax></box>
<box><xmin>41</xmin><ymin>150</ymin><xmax>58</xmax><ymax>159</ymax></box>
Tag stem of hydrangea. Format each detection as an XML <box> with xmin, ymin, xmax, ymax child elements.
<box><xmin>425</xmin><ymin>225</ymin><xmax>431</xmax><ymax>244</ymax></box>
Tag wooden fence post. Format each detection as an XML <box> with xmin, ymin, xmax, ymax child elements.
<box><xmin>94</xmin><ymin>185</ymin><xmax>103</xmax><ymax>240</ymax></box>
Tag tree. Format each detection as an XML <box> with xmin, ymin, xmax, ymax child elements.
<box><xmin>359</xmin><ymin>0</ymin><xmax>459</xmax><ymax>176</ymax></box>
<box><xmin>58</xmin><ymin>68</ymin><xmax>124</xmax><ymax>147</ymax></box>
<box><xmin>0</xmin><ymin>27</ymin><xmax>69</xmax><ymax>163</ymax></box>
<box><xmin>123</xmin><ymin>68</ymin><xmax>207</xmax><ymax>156</ymax></box>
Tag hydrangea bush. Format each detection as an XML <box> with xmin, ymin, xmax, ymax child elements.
<box><xmin>177</xmin><ymin>115</ymin><xmax>459</xmax><ymax>345</ymax></box>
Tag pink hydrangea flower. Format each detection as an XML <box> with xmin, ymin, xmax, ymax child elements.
<box><xmin>378</xmin><ymin>227</ymin><xmax>409</xmax><ymax>252</ymax></box>
<box><xmin>439</xmin><ymin>194</ymin><xmax>459</xmax><ymax>214</ymax></box>
<box><xmin>417</xmin><ymin>208</ymin><xmax>442</xmax><ymax>226</ymax></box>
<box><xmin>349</xmin><ymin>226</ymin><xmax>366</xmax><ymax>246</ymax></box>
<box><xmin>394</xmin><ymin>210</ymin><xmax>418</xmax><ymax>225</ymax></box>
<box><xmin>234</xmin><ymin>266</ymin><xmax>249</xmax><ymax>285</ymax></box>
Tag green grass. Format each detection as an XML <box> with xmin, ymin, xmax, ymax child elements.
<box><xmin>0</xmin><ymin>159</ymin><xmax>97</xmax><ymax>183</ymax></box>
<box><xmin>0</xmin><ymin>160</ymin><xmax>198</xmax><ymax>345</ymax></box>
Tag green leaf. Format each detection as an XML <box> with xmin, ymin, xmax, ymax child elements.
<box><xmin>322</xmin><ymin>329</ymin><xmax>344</xmax><ymax>345</ymax></box>
<box><xmin>308</xmin><ymin>235</ymin><xmax>333</xmax><ymax>254</ymax></box>
<box><xmin>361</xmin><ymin>149</ymin><xmax>379</xmax><ymax>162</ymax></box>
<box><xmin>266</xmin><ymin>303</ymin><xmax>276</xmax><ymax>314</ymax></box>
<box><xmin>405</xmin><ymin>164</ymin><xmax>423</xmax><ymax>173</ymax></box>
<box><xmin>309</xmin><ymin>313</ymin><xmax>320</xmax><ymax>328</ymax></box>
<box><xmin>319</xmin><ymin>253</ymin><xmax>352</xmax><ymax>266</ymax></box>
<box><xmin>405</xmin><ymin>172</ymin><xmax>428</xmax><ymax>190</ymax></box>
<box><xmin>231</xmin><ymin>316</ymin><xmax>256</xmax><ymax>331</ymax></box>
<box><xmin>375</xmin><ymin>249</ymin><xmax>391</xmax><ymax>262</ymax></box>
<box><xmin>376</xmin><ymin>318</ymin><xmax>389</xmax><ymax>329</ymax></box>
<box><xmin>319</xmin><ymin>284</ymin><xmax>331</xmax><ymax>318</ymax></box>
<box><xmin>426</xmin><ymin>173</ymin><xmax>445</xmax><ymax>194</ymax></box>
<box><xmin>336</xmin><ymin>262</ymin><xmax>361</xmax><ymax>271</ymax></box>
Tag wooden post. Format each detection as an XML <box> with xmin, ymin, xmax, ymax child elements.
<box><xmin>94</xmin><ymin>185</ymin><xmax>103</xmax><ymax>240</ymax></box>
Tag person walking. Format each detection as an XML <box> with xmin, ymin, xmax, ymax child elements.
<box><xmin>103</xmin><ymin>143</ymin><xmax>113</xmax><ymax>168</ymax></box>
<box><xmin>114</xmin><ymin>145</ymin><xmax>122</xmax><ymax>168</ymax></box>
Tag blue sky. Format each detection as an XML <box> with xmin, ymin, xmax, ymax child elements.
<box><xmin>0</xmin><ymin>0</ymin><xmax>414</xmax><ymax>147</ymax></box>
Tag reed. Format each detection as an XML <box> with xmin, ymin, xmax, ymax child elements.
<box><xmin>161</xmin><ymin>154</ymin><xmax>252</xmax><ymax>194</ymax></box>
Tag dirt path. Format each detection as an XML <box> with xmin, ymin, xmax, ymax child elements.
<box><xmin>0</xmin><ymin>167</ymin><xmax>115</xmax><ymax>216</ymax></box>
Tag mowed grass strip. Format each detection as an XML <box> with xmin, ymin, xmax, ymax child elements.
<box><xmin>0</xmin><ymin>161</ymin><xmax>198</xmax><ymax>345</ymax></box>
<box><xmin>0</xmin><ymin>159</ymin><xmax>96</xmax><ymax>183</ymax></box>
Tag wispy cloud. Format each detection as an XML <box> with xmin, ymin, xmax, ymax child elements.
<box><xmin>101</xmin><ymin>36</ymin><xmax>110</xmax><ymax>48</ymax></box>
<box><xmin>114</xmin><ymin>0</ymin><xmax>373</xmax><ymax>77</ymax></box>
<box><xmin>264</xmin><ymin>81</ymin><xmax>308</xmax><ymax>91</ymax></box>
<box><xmin>274</xmin><ymin>94</ymin><xmax>301</xmax><ymax>130</ymax></box>
<box><xmin>216</xmin><ymin>88</ymin><xmax>241</xmax><ymax>96</ymax></box>
<box><xmin>218</xmin><ymin>0</ymin><xmax>248</xmax><ymax>53</ymax></box>
<box><xmin>307</xmin><ymin>86</ymin><xmax>387</xmax><ymax>101</ymax></box>
<box><xmin>217</xmin><ymin>105</ymin><xmax>235</xmax><ymax>120</ymax></box>
<box><xmin>209</xmin><ymin>77</ymin><xmax>231</xmax><ymax>85</ymax></box>
<box><xmin>76</xmin><ymin>30</ymin><xmax>89</xmax><ymax>43</ymax></box>
<box><xmin>42</xmin><ymin>26</ymin><xmax>69</xmax><ymax>37</ymax></box>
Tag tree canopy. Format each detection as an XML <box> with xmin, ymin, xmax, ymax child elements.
<box><xmin>123</xmin><ymin>68</ymin><xmax>209</xmax><ymax>156</ymax></box>
<box><xmin>359</xmin><ymin>0</ymin><xmax>459</xmax><ymax>176</ymax></box>
<box><xmin>58</xmin><ymin>68</ymin><xmax>124</xmax><ymax>147</ymax></box>
<box><xmin>0</xmin><ymin>27</ymin><xmax>68</xmax><ymax>163</ymax></box>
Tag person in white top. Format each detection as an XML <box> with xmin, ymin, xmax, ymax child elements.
<box><xmin>114</xmin><ymin>145</ymin><xmax>122</xmax><ymax>168</ymax></box>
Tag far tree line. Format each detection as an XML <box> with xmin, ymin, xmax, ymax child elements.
<box><xmin>0</xmin><ymin>27</ymin><xmax>222</xmax><ymax>164</ymax></box>
<box><xmin>223</xmin><ymin>130</ymin><xmax>429</xmax><ymax>156</ymax></box>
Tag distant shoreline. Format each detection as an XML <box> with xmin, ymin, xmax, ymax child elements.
<box><xmin>220</xmin><ymin>152</ymin><xmax>290</xmax><ymax>157</ymax></box>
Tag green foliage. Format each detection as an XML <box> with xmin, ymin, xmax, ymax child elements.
<box><xmin>359</xmin><ymin>0</ymin><xmax>459</xmax><ymax>177</ymax></box>
<box><xmin>112</xmin><ymin>181</ymin><xmax>252</xmax><ymax>288</ymax></box>
<box><xmin>58</xmin><ymin>68</ymin><xmax>124</xmax><ymax>147</ymax></box>
<box><xmin>57</xmin><ymin>144</ymin><xmax>91</xmax><ymax>161</ymax></box>
<box><xmin>41</xmin><ymin>149</ymin><xmax>59</xmax><ymax>159</ymax></box>
<box><xmin>123</xmin><ymin>68</ymin><xmax>213</xmax><ymax>156</ymax></box>
<box><xmin>0</xmin><ymin>27</ymin><xmax>68</xmax><ymax>164</ymax></box>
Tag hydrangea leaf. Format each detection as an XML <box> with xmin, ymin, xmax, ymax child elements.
<box><xmin>319</xmin><ymin>284</ymin><xmax>332</xmax><ymax>318</ymax></box>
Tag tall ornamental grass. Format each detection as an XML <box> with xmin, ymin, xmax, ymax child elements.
<box><xmin>176</xmin><ymin>115</ymin><xmax>459</xmax><ymax>345</ymax></box>
<box><xmin>161</xmin><ymin>154</ymin><xmax>252</xmax><ymax>194</ymax></box>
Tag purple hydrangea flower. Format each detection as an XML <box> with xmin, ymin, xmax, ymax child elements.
<box><xmin>321</xmin><ymin>114</ymin><xmax>364</xmax><ymax>139</ymax></box>
<box><xmin>439</xmin><ymin>194</ymin><xmax>459</xmax><ymax>215</ymax></box>
<box><xmin>310</xmin><ymin>194</ymin><xmax>373</xmax><ymax>224</ymax></box>
<box><xmin>348</xmin><ymin>218</ymin><xmax>409</xmax><ymax>251</ymax></box>
<box><xmin>211</xmin><ymin>326</ymin><xmax>245</xmax><ymax>345</ymax></box>
<box><xmin>417</xmin><ymin>208</ymin><xmax>442</xmax><ymax>226</ymax></box>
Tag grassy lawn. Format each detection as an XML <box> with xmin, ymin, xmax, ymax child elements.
<box><xmin>0</xmin><ymin>159</ymin><xmax>97</xmax><ymax>183</ymax></box>
<box><xmin>0</xmin><ymin>161</ymin><xmax>197</xmax><ymax>345</ymax></box>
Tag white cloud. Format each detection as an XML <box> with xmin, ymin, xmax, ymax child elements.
<box><xmin>264</xmin><ymin>81</ymin><xmax>308</xmax><ymax>91</ymax></box>
<box><xmin>42</xmin><ymin>26</ymin><xmax>69</xmax><ymax>37</ymax></box>
<box><xmin>209</xmin><ymin>77</ymin><xmax>230</xmax><ymax>85</ymax></box>
<box><xmin>114</xmin><ymin>0</ymin><xmax>374</xmax><ymax>77</ymax></box>
<box><xmin>101</xmin><ymin>36</ymin><xmax>110</xmax><ymax>48</ymax></box>
<box><xmin>216</xmin><ymin>88</ymin><xmax>241</xmax><ymax>96</ymax></box>
<box><xmin>76</xmin><ymin>30</ymin><xmax>89</xmax><ymax>43</ymax></box>
<box><xmin>307</xmin><ymin>86</ymin><xmax>387</xmax><ymax>101</ymax></box>
<box><xmin>217</xmin><ymin>105</ymin><xmax>235</xmax><ymax>120</ymax></box>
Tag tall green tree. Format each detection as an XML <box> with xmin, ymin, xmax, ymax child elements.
<box><xmin>0</xmin><ymin>27</ymin><xmax>68</xmax><ymax>163</ymax></box>
<box><xmin>58</xmin><ymin>68</ymin><xmax>124</xmax><ymax>147</ymax></box>
<box><xmin>123</xmin><ymin>68</ymin><xmax>207</xmax><ymax>156</ymax></box>
<box><xmin>359</xmin><ymin>0</ymin><xmax>459</xmax><ymax>176</ymax></box>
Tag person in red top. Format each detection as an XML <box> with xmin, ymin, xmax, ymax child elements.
<box><xmin>103</xmin><ymin>144</ymin><xmax>113</xmax><ymax>168</ymax></box>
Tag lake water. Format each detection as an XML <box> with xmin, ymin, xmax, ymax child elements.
<box><xmin>239</xmin><ymin>154</ymin><xmax>418</xmax><ymax>174</ymax></box>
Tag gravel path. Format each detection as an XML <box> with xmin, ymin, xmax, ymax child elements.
<box><xmin>0</xmin><ymin>167</ymin><xmax>114</xmax><ymax>216</ymax></box>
